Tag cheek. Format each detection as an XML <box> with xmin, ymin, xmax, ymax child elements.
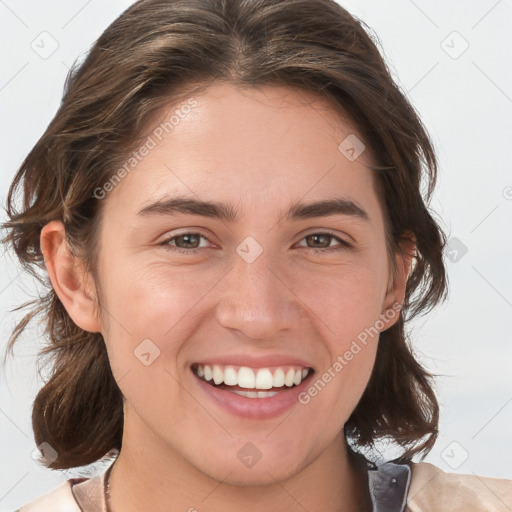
<box><xmin>97</xmin><ymin>257</ymin><xmax>227</xmax><ymax>395</ymax></box>
<box><xmin>291</xmin><ymin>261</ymin><xmax>385</xmax><ymax>413</ymax></box>
<box><xmin>297</xmin><ymin>274</ymin><xmax>381</xmax><ymax>427</ymax></box>
<box><xmin>293</xmin><ymin>257</ymin><xmax>388</xmax><ymax>339</ymax></box>
<box><xmin>96</xmin><ymin>262</ymin><xmax>192</xmax><ymax>424</ymax></box>
<box><xmin>99</xmin><ymin>257</ymin><xmax>207</xmax><ymax>335</ymax></box>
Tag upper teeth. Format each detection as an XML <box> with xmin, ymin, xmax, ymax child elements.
<box><xmin>194</xmin><ymin>364</ymin><xmax>310</xmax><ymax>389</ymax></box>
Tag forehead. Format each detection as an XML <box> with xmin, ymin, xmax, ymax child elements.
<box><xmin>104</xmin><ymin>82</ymin><xmax>381</xmax><ymax>220</ymax></box>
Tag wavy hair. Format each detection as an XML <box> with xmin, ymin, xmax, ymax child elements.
<box><xmin>2</xmin><ymin>0</ymin><xmax>448</xmax><ymax>469</ymax></box>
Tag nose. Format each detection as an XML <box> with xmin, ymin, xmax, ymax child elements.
<box><xmin>215</xmin><ymin>252</ymin><xmax>304</xmax><ymax>341</ymax></box>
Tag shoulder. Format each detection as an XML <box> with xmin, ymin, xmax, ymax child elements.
<box><xmin>15</xmin><ymin>467</ymin><xmax>109</xmax><ymax>512</ymax></box>
<box><xmin>15</xmin><ymin>478</ymin><xmax>85</xmax><ymax>512</ymax></box>
<box><xmin>406</xmin><ymin>461</ymin><xmax>512</xmax><ymax>512</ymax></box>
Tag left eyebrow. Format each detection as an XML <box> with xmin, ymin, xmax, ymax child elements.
<box><xmin>137</xmin><ymin>195</ymin><xmax>370</xmax><ymax>224</ymax></box>
<box><xmin>283</xmin><ymin>197</ymin><xmax>370</xmax><ymax>223</ymax></box>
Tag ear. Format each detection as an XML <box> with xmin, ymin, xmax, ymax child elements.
<box><xmin>382</xmin><ymin>231</ymin><xmax>416</xmax><ymax>327</ymax></box>
<box><xmin>40</xmin><ymin>220</ymin><xmax>101</xmax><ymax>333</ymax></box>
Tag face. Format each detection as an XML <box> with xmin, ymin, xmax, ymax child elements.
<box><xmin>83</xmin><ymin>83</ymin><xmax>404</xmax><ymax>484</ymax></box>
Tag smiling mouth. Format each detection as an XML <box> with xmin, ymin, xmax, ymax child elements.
<box><xmin>191</xmin><ymin>362</ymin><xmax>314</xmax><ymax>398</ymax></box>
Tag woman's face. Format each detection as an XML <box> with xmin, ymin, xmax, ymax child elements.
<box><xmin>91</xmin><ymin>82</ymin><xmax>405</xmax><ymax>484</ymax></box>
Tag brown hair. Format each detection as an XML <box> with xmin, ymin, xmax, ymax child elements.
<box><xmin>2</xmin><ymin>0</ymin><xmax>448</xmax><ymax>469</ymax></box>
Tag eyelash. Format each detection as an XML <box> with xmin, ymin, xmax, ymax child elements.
<box><xmin>158</xmin><ymin>231</ymin><xmax>352</xmax><ymax>255</ymax></box>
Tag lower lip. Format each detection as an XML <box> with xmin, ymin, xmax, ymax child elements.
<box><xmin>192</xmin><ymin>370</ymin><xmax>314</xmax><ymax>420</ymax></box>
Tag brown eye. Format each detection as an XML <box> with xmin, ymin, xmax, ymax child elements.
<box><xmin>159</xmin><ymin>232</ymin><xmax>212</xmax><ymax>254</ymax></box>
<box><xmin>305</xmin><ymin>234</ymin><xmax>332</xmax><ymax>248</ymax></box>
<box><xmin>297</xmin><ymin>232</ymin><xmax>352</xmax><ymax>253</ymax></box>
<box><xmin>172</xmin><ymin>234</ymin><xmax>202</xmax><ymax>249</ymax></box>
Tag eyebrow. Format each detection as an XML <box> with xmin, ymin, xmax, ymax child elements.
<box><xmin>137</xmin><ymin>196</ymin><xmax>370</xmax><ymax>223</ymax></box>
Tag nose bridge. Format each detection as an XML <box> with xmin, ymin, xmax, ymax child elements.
<box><xmin>216</xmin><ymin>247</ymin><xmax>301</xmax><ymax>339</ymax></box>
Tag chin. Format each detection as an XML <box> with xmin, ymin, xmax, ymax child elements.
<box><xmin>198</xmin><ymin>457</ymin><xmax>302</xmax><ymax>487</ymax></box>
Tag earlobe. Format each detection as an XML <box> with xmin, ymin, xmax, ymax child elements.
<box><xmin>40</xmin><ymin>220</ymin><xmax>101</xmax><ymax>333</ymax></box>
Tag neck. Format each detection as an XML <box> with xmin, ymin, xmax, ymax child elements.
<box><xmin>108</xmin><ymin>406</ymin><xmax>372</xmax><ymax>512</ymax></box>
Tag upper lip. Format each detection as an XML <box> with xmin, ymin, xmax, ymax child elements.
<box><xmin>192</xmin><ymin>353</ymin><xmax>314</xmax><ymax>370</ymax></box>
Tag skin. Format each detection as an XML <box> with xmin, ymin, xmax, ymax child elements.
<box><xmin>41</xmin><ymin>82</ymin><xmax>414</xmax><ymax>512</ymax></box>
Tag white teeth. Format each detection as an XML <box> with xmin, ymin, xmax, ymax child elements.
<box><xmin>284</xmin><ymin>368</ymin><xmax>295</xmax><ymax>387</ymax></box>
<box><xmin>194</xmin><ymin>364</ymin><xmax>311</xmax><ymax>389</ymax></box>
<box><xmin>213</xmin><ymin>365</ymin><xmax>224</xmax><ymax>385</ymax></box>
<box><xmin>232</xmin><ymin>390</ymin><xmax>279</xmax><ymax>398</ymax></box>
<box><xmin>273</xmin><ymin>368</ymin><xmax>285</xmax><ymax>387</ymax></box>
<box><xmin>224</xmin><ymin>366</ymin><xmax>238</xmax><ymax>386</ymax></box>
<box><xmin>237</xmin><ymin>366</ymin><xmax>256</xmax><ymax>389</ymax></box>
<box><xmin>255</xmin><ymin>368</ymin><xmax>273</xmax><ymax>389</ymax></box>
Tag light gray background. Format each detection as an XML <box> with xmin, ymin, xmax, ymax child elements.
<box><xmin>1</xmin><ymin>0</ymin><xmax>511</xmax><ymax>509</ymax></box>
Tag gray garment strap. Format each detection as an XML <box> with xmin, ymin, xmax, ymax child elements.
<box><xmin>366</xmin><ymin>459</ymin><xmax>412</xmax><ymax>512</ymax></box>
